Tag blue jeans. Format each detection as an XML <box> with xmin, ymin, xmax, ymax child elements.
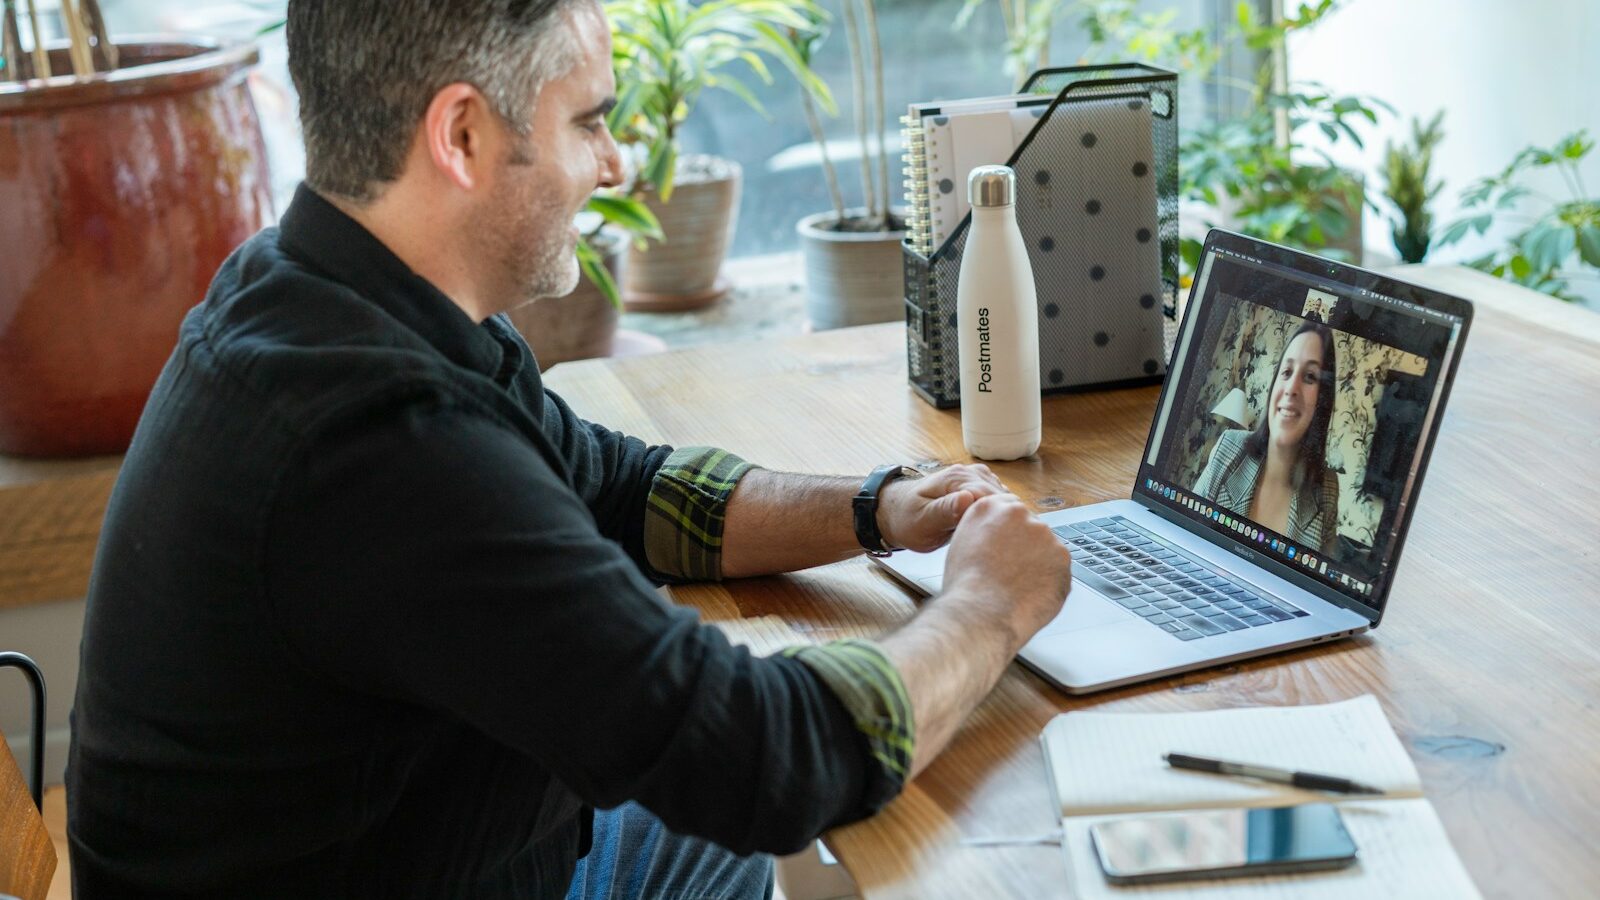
<box><xmin>564</xmin><ymin>803</ymin><xmax>775</xmax><ymax>900</ymax></box>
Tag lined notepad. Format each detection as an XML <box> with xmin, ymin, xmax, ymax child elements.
<box><xmin>1043</xmin><ymin>696</ymin><xmax>1480</xmax><ymax>898</ymax></box>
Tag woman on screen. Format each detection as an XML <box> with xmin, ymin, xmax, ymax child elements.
<box><xmin>1194</xmin><ymin>321</ymin><xmax>1340</xmax><ymax>554</ymax></box>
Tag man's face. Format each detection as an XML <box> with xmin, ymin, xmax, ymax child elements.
<box><xmin>476</xmin><ymin>2</ymin><xmax>623</xmax><ymax>311</ymax></box>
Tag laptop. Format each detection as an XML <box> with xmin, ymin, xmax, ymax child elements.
<box><xmin>876</xmin><ymin>229</ymin><xmax>1473</xmax><ymax>693</ymax></box>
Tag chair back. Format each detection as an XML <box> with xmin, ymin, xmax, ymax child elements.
<box><xmin>0</xmin><ymin>727</ymin><xmax>55</xmax><ymax>900</ymax></box>
<box><xmin>0</xmin><ymin>652</ymin><xmax>55</xmax><ymax>900</ymax></box>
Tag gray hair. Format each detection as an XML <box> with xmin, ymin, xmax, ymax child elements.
<box><xmin>287</xmin><ymin>0</ymin><xmax>585</xmax><ymax>203</ymax></box>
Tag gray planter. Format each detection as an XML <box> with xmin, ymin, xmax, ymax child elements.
<box><xmin>797</xmin><ymin>208</ymin><xmax>908</xmax><ymax>331</ymax></box>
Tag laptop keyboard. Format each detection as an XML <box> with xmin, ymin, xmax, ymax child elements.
<box><xmin>1054</xmin><ymin>516</ymin><xmax>1308</xmax><ymax>641</ymax></box>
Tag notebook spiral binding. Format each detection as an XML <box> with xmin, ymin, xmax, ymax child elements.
<box><xmin>900</xmin><ymin>115</ymin><xmax>933</xmax><ymax>255</ymax></box>
<box><xmin>902</xmin><ymin>64</ymin><xmax>1181</xmax><ymax>409</ymax></box>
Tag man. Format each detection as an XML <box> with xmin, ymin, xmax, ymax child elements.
<box><xmin>66</xmin><ymin>1</ymin><xmax>1074</xmax><ymax>897</ymax></box>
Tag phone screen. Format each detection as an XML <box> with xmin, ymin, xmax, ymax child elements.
<box><xmin>1090</xmin><ymin>804</ymin><xmax>1358</xmax><ymax>884</ymax></box>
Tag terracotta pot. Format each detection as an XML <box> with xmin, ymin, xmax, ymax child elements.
<box><xmin>0</xmin><ymin>38</ymin><xmax>273</xmax><ymax>457</ymax></box>
<box><xmin>622</xmin><ymin>154</ymin><xmax>739</xmax><ymax>312</ymax></box>
<box><xmin>506</xmin><ymin>228</ymin><xmax>624</xmax><ymax>371</ymax></box>
<box><xmin>797</xmin><ymin>208</ymin><xmax>908</xmax><ymax>331</ymax></box>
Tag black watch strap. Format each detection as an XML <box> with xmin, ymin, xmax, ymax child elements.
<box><xmin>854</xmin><ymin>465</ymin><xmax>918</xmax><ymax>557</ymax></box>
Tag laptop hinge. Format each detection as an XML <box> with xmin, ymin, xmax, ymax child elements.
<box><xmin>1133</xmin><ymin>493</ymin><xmax>1382</xmax><ymax>625</ymax></box>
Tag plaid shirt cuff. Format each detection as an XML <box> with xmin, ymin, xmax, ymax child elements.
<box><xmin>783</xmin><ymin>639</ymin><xmax>915</xmax><ymax>808</ymax></box>
<box><xmin>644</xmin><ymin>446</ymin><xmax>756</xmax><ymax>582</ymax></box>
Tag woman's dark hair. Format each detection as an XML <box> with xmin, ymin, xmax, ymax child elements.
<box><xmin>1242</xmin><ymin>320</ymin><xmax>1337</xmax><ymax>496</ymax></box>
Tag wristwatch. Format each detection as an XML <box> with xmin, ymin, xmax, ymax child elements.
<box><xmin>853</xmin><ymin>465</ymin><xmax>920</xmax><ymax>557</ymax></box>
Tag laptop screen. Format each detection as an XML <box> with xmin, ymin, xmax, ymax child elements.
<box><xmin>1135</xmin><ymin>236</ymin><xmax>1468</xmax><ymax>616</ymax></box>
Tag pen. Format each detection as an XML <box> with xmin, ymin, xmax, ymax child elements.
<box><xmin>1163</xmin><ymin>752</ymin><xmax>1385</xmax><ymax>795</ymax></box>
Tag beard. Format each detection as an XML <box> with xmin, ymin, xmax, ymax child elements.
<box><xmin>479</xmin><ymin>159</ymin><xmax>581</xmax><ymax>314</ymax></box>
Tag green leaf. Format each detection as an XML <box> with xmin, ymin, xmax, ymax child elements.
<box><xmin>1577</xmin><ymin>224</ymin><xmax>1600</xmax><ymax>268</ymax></box>
<box><xmin>1459</xmin><ymin>178</ymin><xmax>1496</xmax><ymax>207</ymax></box>
<box><xmin>1180</xmin><ymin>237</ymin><xmax>1204</xmax><ymax>274</ymax></box>
<box><xmin>1522</xmin><ymin>223</ymin><xmax>1576</xmax><ymax>273</ymax></box>
<box><xmin>1436</xmin><ymin>219</ymin><xmax>1473</xmax><ymax>246</ymax></box>
<box><xmin>1314</xmin><ymin>204</ymin><xmax>1348</xmax><ymax>239</ymax></box>
<box><xmin>586</xmin><ymin>195</ymin><xmax>664</xmax><ymax>241</ymax></box>
<box><xmin>707</xmin><ymin>72</ymin><xmax>769</xmax><ymax>117</ymax></box>
<box><xmin>1495</xmin><ymin>185</ymin><xmax>1529</xmax><ymax>210</ymax></box>
<box><xmin>1336</xmin><ymin>119</ymin><xmax>1365</xmax><ymax>149</ymax></box>
<box><xmin>576</xmin><ymin>238</ymin><xmax>623</xmax><ymax>309</ymax></box>
<box><xmin>1559</xmin><ymin>129</ymin><xmax>1594</xmax><ymax>161</ymax></box>
<box><xmin>641</xmin><ymin>140</ymin><xmax>678</xmax><ymax>202</ymax></box>
<box><xmin>1509</xmin><ymin>254</ymin><xmax>1532</xmax><ymax>280</ymax></box>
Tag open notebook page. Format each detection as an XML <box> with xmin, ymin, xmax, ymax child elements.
<box><xmin>1043</xmin><ymin>695</ymin><xmax>1423</xmax><ymax>817</ymax></box>
<box><xmin>1060</xmin><ymin>797</ymin><xmax>1481</xmax><ymax>900</ymax></box>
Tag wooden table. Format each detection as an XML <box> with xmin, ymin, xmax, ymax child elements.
<box><xmin>545</xmin><ymin>271</ymin><xmax>1600</xmax><ymax>900</ymax></box>
<box><xmin>2</xmin><ymin>268</ymin><xmax>1595</xmax><ymax>896</ymax></box>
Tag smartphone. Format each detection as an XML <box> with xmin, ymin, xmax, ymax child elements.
<box><xmin>1089</xmin><ymin>803</ymin><xmax>1358</xmax><ymax>885</ymax></box>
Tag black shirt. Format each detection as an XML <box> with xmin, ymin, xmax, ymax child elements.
<box><xmin>66</xmin><ymin>187</ymin><xmax>886</xmax><ymax>898</ymax></box>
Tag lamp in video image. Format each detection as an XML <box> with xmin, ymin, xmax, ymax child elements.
<box><xmin>1172</xmin><ymin>288</ymin><xmax>1429</xmax><ymax>572</ymax></box>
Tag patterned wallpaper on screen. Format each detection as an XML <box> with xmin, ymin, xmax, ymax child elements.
<box><xmin>1172</xmin><ymin>300</ymin><xmax>1427</xmax><ymax>551</ymax></box>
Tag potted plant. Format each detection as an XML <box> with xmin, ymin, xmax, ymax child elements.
<box><xmin>605</xmin><ymin>0</ymin><xmax>830</xmax><ymax>311</ymax></box>
<box><xmin>1437</xmin><ymin>129</ymin><xmax>1600</xmax><ymax>303</ymax></box>
<box><xmin>506</xmin><ymin>193</ymin><xmax>663</xmax><ymax>369</ymax></box>
<box><xmin>1058</xmin><ymin>0</ymin><xmax>1385</xmax><ymax>271</ymax></box>
<box><xmin>792</xmin><ymin>0</ymin><xmax>908</xmax><ymax>331</ymax></box>
<box><xmin>0</xmin><ymin>20</ymin><xmax>274</xmax><ymax>457</ymax></box>
<box><xmin>1175</xmin><ymin>1</ymin><xmax>1388</xmax><ymax>269</ymax></box>
<box><xmin>1179</xmin><ymin>86</ymin><xmax>1384</xmax><ymax>267</ymax></box>
<box><xmin>1380</xmin><ymin>111</ymin><xmax>1446</xmax><ymax>264</ymax></box>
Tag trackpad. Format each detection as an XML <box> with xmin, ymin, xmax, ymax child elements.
<box><xmin>1036</xmin><ymin>582</ymin><xmax>1132</xmax><ymax>636</ymax></box>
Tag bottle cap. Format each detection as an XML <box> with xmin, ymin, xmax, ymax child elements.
<box><xmin>968</xmin><ymin>165</ymin><xmax>1016</xmax><ymax>208</ymax></box>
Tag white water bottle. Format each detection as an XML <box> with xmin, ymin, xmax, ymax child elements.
<box><xmin>957</xmin><ymin>165</ymin><xmax>1041</xmax><ymax>460</ymax></box>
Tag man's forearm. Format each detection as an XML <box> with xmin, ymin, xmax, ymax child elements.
<box><xmin>720</xmin><ymin>469</ymin><xmax>861</xmax><ymax>579</ymax></box>
<box><xmin>875</xmin><ymin>586</ymin><xmax>1021</xmax><ymax>779</ymax></box>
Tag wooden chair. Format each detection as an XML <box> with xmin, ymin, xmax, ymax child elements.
<box><xmin>0</xmin><ymin>652</ymin><xmax>54</xmax><ymax>900</ymax></box>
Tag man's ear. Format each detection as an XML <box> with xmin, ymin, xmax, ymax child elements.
<box><xmin>420</xmin><ymin>83</ymin><xmax>495</xmax><ymax>191</ymax></box>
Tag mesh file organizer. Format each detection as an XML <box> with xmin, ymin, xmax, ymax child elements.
<box><xmin>903</xmin><ymin>64</ymin><xmax>1180</xmax><ymax>408</ymax></box>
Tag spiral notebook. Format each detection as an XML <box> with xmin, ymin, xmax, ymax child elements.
<box><xmin>1043</xmin><ymin>696</ymin><xmax>1480</xmax><ymax>899</ymax></box>
<box><xmin>901</xmin><ymin>93</ymin><xmax>1052</xmax><ymax>254</ymax></box>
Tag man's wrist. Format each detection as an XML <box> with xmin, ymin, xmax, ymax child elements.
<box><xmin>854</xmin><ymin>465</ymin><xmax>916</xmax><ymax>556</ymax></box>
<box><xmin>932</xmin><ymin>579</ymin><xmax>1025</xmax><ymax>655</ymax></box>
<box><xmin>876</xmin><ymin>480</ymin><xmax>902</xmax><ymax>550</ymax></box>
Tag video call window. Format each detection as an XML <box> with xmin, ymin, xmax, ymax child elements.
<box><xmin>1146</xmin><ymin>250</ymin><xmax>1462</xmax><ymax>602</ymax></box>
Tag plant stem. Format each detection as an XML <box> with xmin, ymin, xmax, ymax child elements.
<box><xmin>23</xmin><ymin>0</ymin><xmax>49</xmax><ymax>78</ymax></box>
<box><xmin>840</xmin><ymin>0</ymin><xmax>875</xmax><ymax>221</ymax></box>
<box><xmin>863</xmin><ymin>0</ymin><xmax>890</xmax><ymax>228</ymax></box>
<box><xmin>997</xmin><ymin>0</ymin><xmax>1019</xmax><ymax>88</ymax></box>
<box><xmin>1037</xmin><ymin>8</ymin><xmax>1050</xmax><ymax>71</ymax></box>
<box><xmin>1268</xmin><ymin>0</ymin><xmax>1290</xmax><ymax>149</ymax></box>
<box><xmin>1556</xmin><ymin>161</ymin><xmax>1581</xmax><ymax>201</ymax></box>
<box><xmin>800</xmin><ymin>85</ymin><xmax>846</xmax><ymax>224</ymax></box>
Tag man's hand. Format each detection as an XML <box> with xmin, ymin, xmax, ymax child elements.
<box><xmin>877</xmin><ymin>492</ymin><xmax>1072</xmax><ymax>779</ymax></box>
<box><xmin>939</xmin><ymin>493</ymin><xmax>1073</xmax><ymax>642</ymax></box>
<box><xmin>877</xmin><ymin>464</ymin><xmax>1008</xmax><ymax>553</ymax></box>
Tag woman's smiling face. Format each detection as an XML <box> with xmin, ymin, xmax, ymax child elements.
<box><xmin>1269</xmin><ymin>331</ymin><xmax>1325</xmax><ymax>449</ymax></box>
